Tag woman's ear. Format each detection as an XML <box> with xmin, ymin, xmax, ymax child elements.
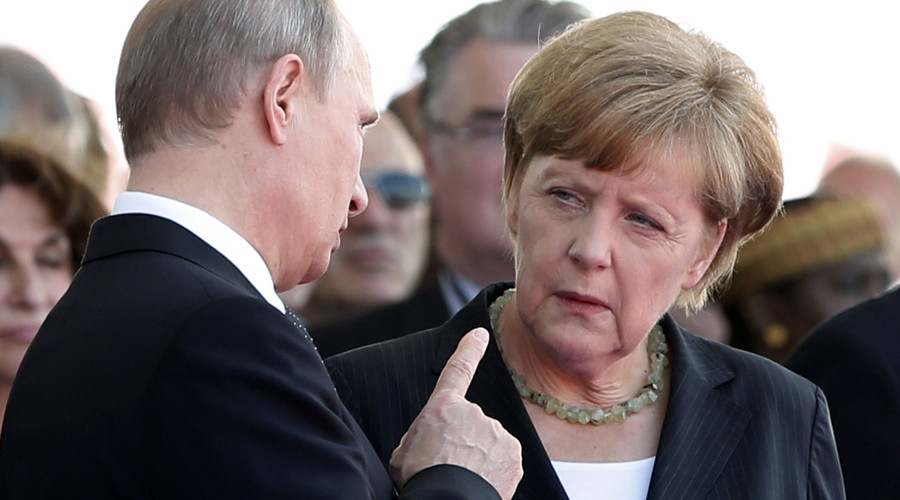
<box><xmin>683</xmin><ymin>218</ymin><xmax>727</xmax><ymax>289</ymax></box>
<box><xmin>263</xmin><ymin>54</ymin><xmax>306</xmax><ymax>145</ymax></box>
<box><xmin>505</xmin><ymin>176</ymin><xmax>522</xmax><ymax>240</ymax></box>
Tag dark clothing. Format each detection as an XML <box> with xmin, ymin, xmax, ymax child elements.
<box><xmin>786</xmin><ymin>287</ymin><xmax>900</xmax><ymax>499</ymax></box>
<box><xmin>0</xmin><ymin>214</ymin><xmax>497</xmax><ymax>499</ymax></box>
<box><xmin>311</xmin><ymin>279</ymin><xmax>451</xmax><ymax>358</ymax></box>
<box><xmin>327</xmin><ymin>282</ymin><xmax>845</xmax><ymax>500</ymax></box>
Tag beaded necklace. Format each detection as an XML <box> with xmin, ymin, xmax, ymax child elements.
<box><xmin>488</xmin><ymin>288</ymin><xmax>668</xmax><ymax>425</ymax></box>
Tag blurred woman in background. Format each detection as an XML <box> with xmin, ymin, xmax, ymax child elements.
<box><xmin>0</xmin><ymin>139</ymin><xmax>107</xmax><ymax>430</ymax></box>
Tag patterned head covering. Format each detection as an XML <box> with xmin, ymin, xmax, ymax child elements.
<box><xmin>722</xmin><ymin>195</ymin><xmax>885</xmax><ymax>302</ymax></box>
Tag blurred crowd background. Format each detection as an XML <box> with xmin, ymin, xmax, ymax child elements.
<box><xmin>1</xmin><ymin>0</ymin><xmax>898</xmax><ymax>201</ymax></box>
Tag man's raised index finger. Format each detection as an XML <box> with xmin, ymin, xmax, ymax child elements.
<box><xmin>430</xmin><ymin>327</ymin><xmax>490</xmax><ymax>398</ymax></box>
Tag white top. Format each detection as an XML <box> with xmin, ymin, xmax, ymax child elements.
<box><xmin>551</xmin><ymin>457</ymin><xmax>655</xmax><ymax>500</ymax></box>
<box><xmin>112</xmin><ymin>191</ymin><xmax>285</xmax><ymax>313</ymax></box>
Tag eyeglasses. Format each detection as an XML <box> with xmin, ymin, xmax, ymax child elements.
<box><xmin>362</xmin><ymin>171</ymin><xmax>430</xmax><ymax>209</ymax></box>
<box><xmin>425</xmin><ymin>117</ymin><xmax>505</xmax><ymax>144</ymax></box>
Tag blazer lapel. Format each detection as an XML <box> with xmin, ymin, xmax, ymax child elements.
<box><xmin>431</xmin><ymin>288</ymin><xmax>752</xmax><ymax>499</ymax></box>
<box><xmin>647</xmin><ymin>316</ymin><xmax>751</xmax><ymax>500</ymax></box>
<box><xmin>432</xmin><ymin>283</ymin><xmax>570</xmax><ymax>499</ymax></box>
<box><xmin>471</xmin><ymin>345</ymin><xmax>571</xmax><ymax>499</ymax></box>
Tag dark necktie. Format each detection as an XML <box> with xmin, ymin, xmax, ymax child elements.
<box><xmin>284</xmin><ymin>308</ymin><xmax>317</xmax><ymax>350</ymax></box>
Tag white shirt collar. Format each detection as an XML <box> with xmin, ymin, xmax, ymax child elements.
<box><xmin>112</xmin><ymin>191</ymin><xmax>285</xmax><ymax>313</ymax></box>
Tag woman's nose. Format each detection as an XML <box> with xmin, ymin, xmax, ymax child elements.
<box><xmin>7</xmin><ymin>263</ymin><xmax>47</xmax><ymax>309</ymax></box>
<box><xmin>568</xmin><ymin>218</ymin><xmax>613</xmax><ymax>270</ymax></box>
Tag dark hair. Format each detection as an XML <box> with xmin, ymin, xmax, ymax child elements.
<box><xmin>0</xmin><ymin>139</ymin><xmax>107</xmax><ymax>269</ymax></box>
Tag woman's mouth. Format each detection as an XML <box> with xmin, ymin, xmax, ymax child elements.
<box><xmin>555</xmin><ymin>291</ymin><xmax>609</xmax><ymax>314</ymax></box>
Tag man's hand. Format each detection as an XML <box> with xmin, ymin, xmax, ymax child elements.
<box><xmin>390</xmin><ymin>327</ymin><xmax>523</xmax><ymax>500</ymax></box>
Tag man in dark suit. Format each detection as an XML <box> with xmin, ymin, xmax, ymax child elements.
<box><xmin>786</xmin><ymin>286</ymin><xmax>900</xmax><ymax>499</ymax></box>
<box><xmin>311</xmin><ymin>0</ymin><xmax>591</xmax><ymax>358</ymax></box>
<box><xmin>0</xmin><ymin>1</ymin><xmax>521</xmax><ymax>498</ymax></box>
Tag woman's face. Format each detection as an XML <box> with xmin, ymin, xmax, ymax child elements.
<box><xmin>0</xmin><ymin>185</ymin><xmax>73</xmax><ymax>383</ymax></box>
<box><xmin>506</xmin><ymin>154</ymin><xmax>724</xmax><ymax>364</ymax></box>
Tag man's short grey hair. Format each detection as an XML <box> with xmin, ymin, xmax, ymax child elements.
<box><xmin>419</xmin><ymin>0</ymin><xmax>590</xmax><ymax>123</ymax></box>
<box><xmin>116</xmin><ymin>0</ymin><xmax>351</xmax><ymax>161</ymax></box>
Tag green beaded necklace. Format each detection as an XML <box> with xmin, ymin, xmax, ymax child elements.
<box><xmin>488</xmin><ymin>288</ymin><xmax>669</xmax><ymax>425</ymax></box>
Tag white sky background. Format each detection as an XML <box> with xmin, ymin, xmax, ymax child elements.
<box><xmin>1</xmin><ymin>0</ymin><xmax>897</xmax><ymax>200</ymax></box>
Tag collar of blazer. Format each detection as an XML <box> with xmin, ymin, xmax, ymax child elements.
<box><xmin>83</xmin><ymin>213</ymin><xmax>259</xmax><ymax>300</ymax></box>
<box><xmin>431</xmin><ymin>283</ymin><xmax>750</xmax><ymax>500</ymax></box>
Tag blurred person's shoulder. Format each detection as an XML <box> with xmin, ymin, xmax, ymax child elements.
<box><xmin>310</xmin><ymin>279</ymin><xmax>450</xmax><ymax>358</ymax></box>
<box><xmin>674</xmin><ymin>317</ymin><xmax>821</xmax><ymax>397</ymax></box>
<box><xmin>787</xmin><ymin>286</ymin><xmax>900</xmax><ymax>369</ymax></box>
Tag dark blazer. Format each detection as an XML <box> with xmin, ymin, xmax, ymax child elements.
<box><xmin>311</xmin><ymin>278</ymin><xmax>451</xmax><ymax>358</ymax></box>
<box><xmin>327</xmin><ymin>282</ymin><xmax>846</xmax><ymax>500</ymax></box>
<box><xmin>785</xmin><ymin>287</ymin><xmax>900</xmax><ymax>499</ymax></box>
<box><xmin>0</xmin><ymin>214</ymin><xmax>497</xmax><ymax>499</ymax></box>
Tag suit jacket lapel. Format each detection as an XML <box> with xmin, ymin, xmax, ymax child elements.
<box><xmin>431</xmin><ymin>287</ymin><xmax>753</xmax><ymax>500</ymax></box>
<box><xmin>472</xmin><ymin>347</ymin><xmax>570</xmax><ymax>499</ymax></box>
<box><xmin>647</xmin><ymin>316</ymin><xmax>751</xmax><ymax>500</ymax></box>
<box><xmin>84</xmin><ymin>214</ymin><xmax>260</xmax><ymax>299</ymax></box>
<box><xmin>432</xmin><ymin>283</ymin><xmax>570</xmax><ymax>499</ymax></box>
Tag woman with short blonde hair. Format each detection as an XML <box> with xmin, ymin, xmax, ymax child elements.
<box><xmin>328</xmin><ymin>11</ymin><xmax>843</xmax><ymax>499</ymax></box>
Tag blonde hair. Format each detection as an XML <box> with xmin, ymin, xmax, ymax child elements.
<box><xmin>504</xmin><ymin>11</ymin><xmax>783</xmax><ymax>311</ymax></box>
<box><xmin>116</xmin><ymin>0</ymin><xmax>350</xmax><ymax>161</ymax></box>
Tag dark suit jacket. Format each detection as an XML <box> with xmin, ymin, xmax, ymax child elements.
<box><xmin>311</xmin><ymin>278</ymin><xmax>451</xmax><ymax>358</ymax></box>
<box><xmin>0</xmin><ymin>214</ymin><xmax>497</xmax><ymax>499</ymax></box>
<box><xmin>327</xmin><ymin>282</ymin><xmax>846</xmax><ymax>500</ymax></box>
<box><xmin>785</xmin><ymin>287</ymin><xmax>900</xmax><ymax>499</ymax></box>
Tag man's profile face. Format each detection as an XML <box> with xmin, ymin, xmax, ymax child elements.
<box><xmin>313</xmin><ymin>116</ymin><xmax>431</xmax><ymax>309</ymax></box>
<box><xmin>426</xmin><ymin>40</ymin><xmax>538</xmax><ymax>270</ymax></box>
<box><xmin>272</xmin><ymin>31</ymin><xmax>377</xmax><ymax>291</ymax></box>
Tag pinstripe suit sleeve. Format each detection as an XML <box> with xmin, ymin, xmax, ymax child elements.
<box><xmin>807</xmin><ymin>388</ymin><xmax>846</xmax><ymax>499</ymax></box>
<box><xmin>326</xmin><ymin>339</ymin><xmax>434</xmax><ymax>466</ymax></box>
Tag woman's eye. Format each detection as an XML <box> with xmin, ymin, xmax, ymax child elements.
<box><xmin>37</xmin><ymin>257</ymin><xmax>66</xmax><ymax>269</ymax></box>
<box><xmin>549</xmin><ymin>188</ymin><xmax>575</xmax><ymax>202</ymax></box>
<box><xmin>37</xmin><ymin>249</ymin><xmax>67</xmax><ymax>269</ymax></box>
<box><xmin>628</xmin><ymin>213</ymin><xmax>663</xmax><ymax>231</ymax></box>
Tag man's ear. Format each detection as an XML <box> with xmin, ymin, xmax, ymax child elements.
<box><xmin>263</xmin><ymin>54</ymin><xmax>306</xmax><ymax>145</ymax></box>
